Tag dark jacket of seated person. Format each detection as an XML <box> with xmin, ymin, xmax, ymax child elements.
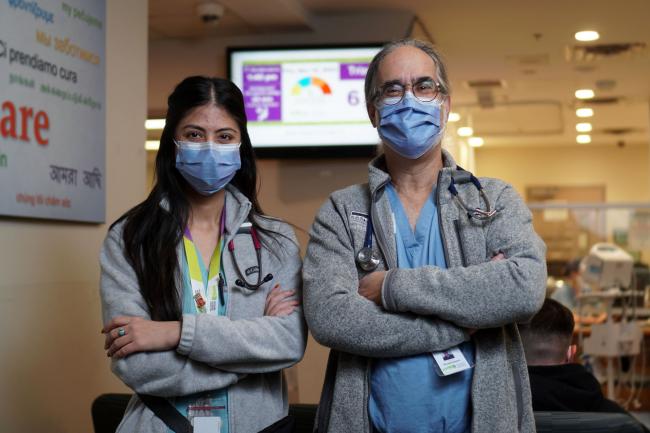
<box><xmin>520</xmin><ymin>298</ymin><xmax>644</xmax><ymax>421</ymax></box>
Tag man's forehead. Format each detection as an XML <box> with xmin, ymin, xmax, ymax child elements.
<box><xmin>377</xmin><ymin>46</ymin><xmax>437</xmax><ymax>83</ymax></box>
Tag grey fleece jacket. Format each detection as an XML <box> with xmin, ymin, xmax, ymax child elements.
<box><xmin>100</xmin><ymin>185</ymin><xmax>307</xmax><ymax>433</ymax></box>
<box><xmin>303</xmin><ymin>150</ymin><xmax>547</xmax><ymax>433</ymax></box>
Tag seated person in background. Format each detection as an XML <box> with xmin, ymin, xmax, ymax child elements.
<box><xmin>520</xmin><ymin>298</ymin><xmax>649</xmax><ymax>429</ymax></box>
<box><xmin>551</xmin><ymin>258</ymin><xmax>606</xmax><ymax>325</ymax></box>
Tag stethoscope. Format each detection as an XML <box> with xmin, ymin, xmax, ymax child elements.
<box><xmin>356</xmin><ymin>215</ymin><xmax>382</xmax><ymax>271</ymax></box>
<box><xmin>228</xmin><ymin>223</ymin><xmax>273</xmax><ymax>290</ymax></box>
<box><xmin>355</xmin><ymin>168</ymin><xmax>497</xmax><ymax>272</ymax></box>
<box><xmin>448</xmin><ymin>170</ymin><xmax>497</xmax><ymax>221</ymax></box>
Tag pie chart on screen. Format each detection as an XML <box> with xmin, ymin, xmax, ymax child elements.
<box><xmin>291</xmin><ymin>76</ymin><xmax>332</xmax><ymax>96</ymax></box>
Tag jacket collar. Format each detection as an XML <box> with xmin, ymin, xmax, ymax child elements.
<box><xmin>223</xmin><ymin>184</ymin><xmax>252</xmax><ymax>241</ymax></box>
<box><xmin>367</xmin><ymin>148</ymin><xmax>459</xmax><ymax>195</ymax></box>
<box><xmin>158</xmin><ymin>184</ymin><xmax>252</xmax><ymax>243</ymax></box>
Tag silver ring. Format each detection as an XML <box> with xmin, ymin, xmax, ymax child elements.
<box><xmin>117</xmin><ymin>328</ymin><xmax>126</xmax><ymax>337</ymax></box>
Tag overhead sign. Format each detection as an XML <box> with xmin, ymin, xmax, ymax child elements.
<box><xmin>0</xmin><ymin>0</ymin><xmax>106</xmax><ymax>222</ymax></box>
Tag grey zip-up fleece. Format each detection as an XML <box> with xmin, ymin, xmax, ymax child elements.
<box><xmin>303</xmin><ymin>150</ymin><xmax>547</xmax><ymax>433</ymax></box>
<box><xmin>100</xmin><ymin>185</ymin><xmax>307</xmax><ymax>433</ymax></box>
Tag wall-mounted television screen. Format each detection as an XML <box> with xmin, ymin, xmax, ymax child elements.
<box><xmin>228</xmin><ymin>45</ymin><xmax>383</xmax><ymax>157</ymax></box>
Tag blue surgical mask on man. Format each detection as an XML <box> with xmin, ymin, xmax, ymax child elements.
<box><xmin>377</xmin><ymin>92</ymin><xmax>446</xmax><ymax>159</ymax></box>
<box><xmin>175</xmin><ymin>140</ymin><xmax>241</xmax><ymax>195</ymax></box>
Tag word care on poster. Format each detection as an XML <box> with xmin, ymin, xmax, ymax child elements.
<box><xmin>0</xmin><ymin>0</ymin><xmax>106</xmax><ymax>223</ymax></box>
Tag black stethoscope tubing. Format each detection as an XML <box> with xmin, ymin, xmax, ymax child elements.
<box><xmin>228</xmin><ymin>226</ymin><xmax>273</xmax><ymax>291</ymax></box>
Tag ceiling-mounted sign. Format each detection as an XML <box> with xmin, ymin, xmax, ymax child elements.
<box><xmin>0</xmin><ymin>0</ymin><xmax>106</xmax><ymax>223</ymax></box>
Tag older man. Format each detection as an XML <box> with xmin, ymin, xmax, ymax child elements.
<box><xmin>303</xmin><ymin>39</ymin><xmax>547</xmax><ymax>433</ymax></box>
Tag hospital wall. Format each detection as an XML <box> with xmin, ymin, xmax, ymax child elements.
<box><xmin>0</xmin><ymin>1</ymin><xmax>147</xmax><ymax>432</ymax></box>
<box><xmin>474</xmin><ymin>144</ymin><xmax>650</xmax><ymax>202</ymax></box>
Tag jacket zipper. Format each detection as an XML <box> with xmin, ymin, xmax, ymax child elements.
<box><xmin>453</xmin><ymin>219</ymin><xmax>468</xmax><ymax>267</ymax></box>
<box><xmin>370</xmin><ymin>180</ymin><xmax>396</xmax><ymax>269</ymax></box>
<box><xmin>435</xmin><ymin>170</ymin><xmax>452</xmax><ymax>267</ymax></box>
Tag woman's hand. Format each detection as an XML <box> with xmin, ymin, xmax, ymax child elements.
<box><xmin>102</xmin><ymin>316</ymin><xmax>181</xmax><ymax>359</ymax></box>
<box><xmin>264</xmin><ymin>284</ymin><xmax>299</xmax><ymax>317</ymax></box>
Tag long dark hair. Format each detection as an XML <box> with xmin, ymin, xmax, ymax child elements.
<box><xmin>113</xmin><ymin>76</ymin><xmax>264</xmax><ymax>321</ymax></box>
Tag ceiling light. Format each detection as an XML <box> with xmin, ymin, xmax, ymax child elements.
<box><xmin>575</xmin><ymin>89</ymin><xmax>595</xmax><ymax>99</ymax></box>
<box><xmin>576</xmin><ymin>108</ymin><xmax>594</xmax><ymax>118</ymax></box>
<box><xmin>145</xmin><ymin>119</ymin><xmax>166</xmax><ymax>130</ymax></box>
<box><xmin>468</xmin><ymin>137</ymin><xmax>484</xmax><ymax>147</ymax></box>
<box><xmin>457</xmin><ymin>126</ymin><xmax>473</xmax><ymax>137</ymax></box>
<box><xmin>576</xmin><ymin>123</ymin><xmax>593</xmax><ymax>132</ymax></box>
<box><xmin>576</xmin><ymin>135</ymin><xmax>591</xmax><ymax>144</ymax></box>
<box><xmin>448</xmin><ymin>112</ymin><xmax>461</xmax><ymax>122</ymax></box>
<box><xmin>575</xmin><ymin>31</ymin><xmax>600</xmax><ymax>42</ymax></box>
<box><xmin>145</xmin><ymin>140</ymin><xmax>160</xmax><ymax>151</ymax></box>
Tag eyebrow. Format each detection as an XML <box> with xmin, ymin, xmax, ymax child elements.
<box><xmin>182</xmin><ymin>124</ymin><xmax>238</xmax><ymax>133</ymax></box>
<box><xmin>381</xmin><ymin>76</ymin><xmax>436</xmax><ymax>87</ymax></box>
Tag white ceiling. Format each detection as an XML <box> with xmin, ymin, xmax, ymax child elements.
<box><xmin>149</xmin><ymin>0</ymin><xmax>650</xmax><ymax>148</ymax></box>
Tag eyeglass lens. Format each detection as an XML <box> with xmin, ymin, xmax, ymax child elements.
<box><xmin>380</xmin><ymin>79</ymin><xmax>440</xmax><ymax>104</ymax></box>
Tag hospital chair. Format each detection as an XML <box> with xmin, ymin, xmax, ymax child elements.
<box><xmin>92</xmin><ymin>393</ymin><xmax>647</xmax><ymax>433</ymax></box>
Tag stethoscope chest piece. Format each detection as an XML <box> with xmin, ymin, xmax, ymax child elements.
<box><xmin>356</xmin><ymin>246</ymin><xmax>380</xmax><ymax>271</ymax></box>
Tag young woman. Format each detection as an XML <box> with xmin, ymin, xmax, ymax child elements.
<box><xmin>100</xmin><ymin>76</ymin><xmax>306</xmax><ymax>433</ymax></box>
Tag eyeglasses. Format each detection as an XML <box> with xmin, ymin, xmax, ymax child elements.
<box><xmin>376</xmin><ymin>79</ymin><xmax>444</xmax><ymax>105</ymax></box>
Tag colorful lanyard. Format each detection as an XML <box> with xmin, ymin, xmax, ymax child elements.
<box><xmin>183</xmin><ymin>206</ymin><xmax>226</xmax><ymax>314</ymax></box>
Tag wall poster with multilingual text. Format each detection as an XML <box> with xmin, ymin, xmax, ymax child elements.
<box><xmin>0</xmin><ymin>0</ymin><xmax>106</xmax><ymax>222</ymax></box>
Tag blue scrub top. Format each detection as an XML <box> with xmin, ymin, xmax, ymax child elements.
<box><xmin>369</xmin><ymin>183</ymin><xmax>474</xmax><ymax>433</ymax></box>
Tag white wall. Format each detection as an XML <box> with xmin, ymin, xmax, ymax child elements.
<box><xmin>0</xmin><ymin>1</ymin><xmax>148</xmax><ymax>431</ymax></box>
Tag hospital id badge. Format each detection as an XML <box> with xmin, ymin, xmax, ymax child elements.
<box><xmin>432</xmin><ymin>346</ymin><xmax>472</xmax><ymax>376</ymax></box>
<box><xmin>193</xmin><ymin>416</ymin><xmax>222</xmax><ymax>433</ymax></box>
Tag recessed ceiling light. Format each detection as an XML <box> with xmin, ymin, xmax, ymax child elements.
<box><xmin>145</xmin><ymin>140</ymin><xmax>160</xmax><ymax>151</ymax></box>
<box><xmin>576</xmin><ymin>108</ymin><xmax>594</xmax><ymax>118</ymax></box>
<box><xmin>575</xmin><ymin>30</ymin><xmax>600</xmax><ymax>42</ymax></box>
<box><xmin>576</xmin><ymin>135</ymin><xmax>592</xmax><ymax>144</ymax></box>
<box><xmin>145</xmin><ymin>119</ymin><xmax>166</xmax><ymax>130</ymax></box>
<box><xmin>468</xmin><ymin>137</ymin><xmax>484</xmax><ymax>147</ymax></box>
<box><xmin>576</xmin><ymin>123</ymin><xmax>593</xmax><ymax>132</ymax></box>
<box><xmin>575</xmin><ymin>89</ymin><xmax>595</xmax><ymax>99</ymax></box>
<box><xmin>457</xmin><ymin>126</ymin><xmax>473</xmax><ymax>137</ymax></box>
<box><xmin>448</xmin><ymin>112</ymin><xmax>461</xmax><ymax>122</ymax></box>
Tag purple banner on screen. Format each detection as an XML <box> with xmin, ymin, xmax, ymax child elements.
<box><xmin>339</xmin><ymin>63</ymin><xmax>369</xmax><ymax>80</ymax></box>
<box><xmin>243</xmin><ymin>65</ymin><xmax>282</xmax><ymax>122</ymax></box>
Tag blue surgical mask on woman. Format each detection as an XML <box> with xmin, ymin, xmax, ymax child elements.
<box><xmin>175</xmin><ymin>140</ymin><xmax>241</xmax><ymax>195</ymax></box>
<box><xmin>377</xmin><ymin>92</ymin><xmax>445</xmax><ymax>159</ymax></box>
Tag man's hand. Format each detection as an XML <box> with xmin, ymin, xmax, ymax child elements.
<box><xmin>358</xmin><ymin>271</ymin><xmax>387</xmax><ymax>306</ymax></box>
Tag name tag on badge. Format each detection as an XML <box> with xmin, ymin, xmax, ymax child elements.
<box><xmin>432</xmin><ymin>346</ymin><xmax>471</xmax><ymax>376</ymax></box>
<box><xmin>193</xmin><ymin>416</ymin><xmax>222</xmax><ymax>433</ymax></box>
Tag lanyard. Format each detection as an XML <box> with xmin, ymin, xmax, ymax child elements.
<box><xmin>183</xmin><ymin>206</ymin><xmax>226</xmax><ymax>314</ymax></box>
